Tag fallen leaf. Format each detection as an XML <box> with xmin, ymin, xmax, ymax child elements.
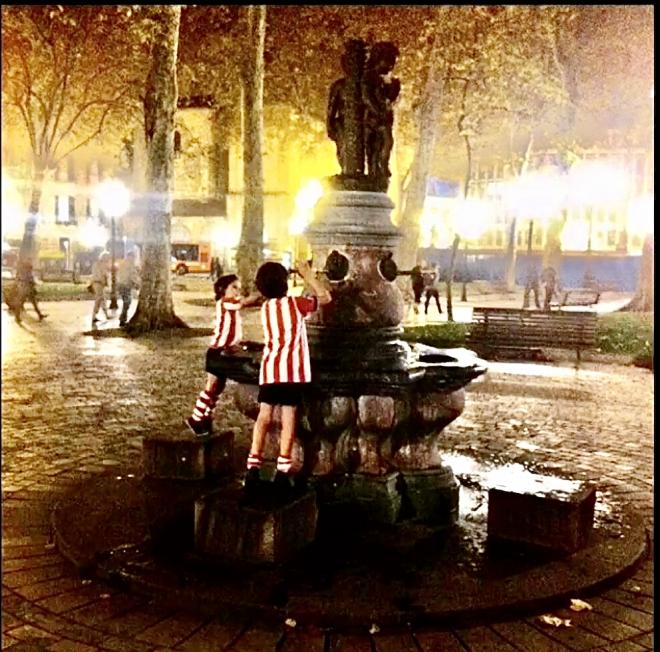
<box><xmin>285</xmin><ymin>618</ymin><xmax>296</xmax><ymax>628</ymax></box>
<box><xmin>538</xmin><ymin>614</ymin><xmax>572</xmax><ymax>628</ymax></box>
<box><xmin>570</xmin><ymin>598</ymin><xmax>593</xmax><ymax>612</ymax></box>
<box><xmin>369</xmin><ymin>623</ymin><xmax>380</xmax><ymax>634</ymax></box>
<box><xmin>630</xmin><ymin>585</ymin><xmax>642</xmax><ymax>593</ymax></box>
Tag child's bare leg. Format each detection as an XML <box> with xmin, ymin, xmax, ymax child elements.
<box><xmin>249</xmin><ymin>403</ymin><xmax>273</xmax><ymax>463</ymax></box>
<box><xmin>277</xmin><ymin>406</ymin><xmax>297</xmax><ymax>474</ymax></box>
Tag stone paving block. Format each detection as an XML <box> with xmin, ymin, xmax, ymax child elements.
<box><xmin>490</xmin><ymin>621</ymin><xmax>568</xmax><ymax>651</ymax></box>
<box><xmin>13</xmin><ymin>577</ymin><xmax>83</xmax><ymax>602</ymax></box>
<box><xmin>195</xmin><ymin>487</ymin><xmax>318</xmax><ymax>564</ymax></box>
<box><xmin>3</xmin><ymin>555</ymin><xmax>64</xmax><ymax>573</ymax></box>
<box><xmin>68</xmin><ymin>594</ymin><xmax>148</xmax><ymax>627</ymax></box>
<box><xmin>142</xmin><ymin>429</ymin><xmax>234</xmax><ymax>480</ymax></box>
<box><xmin>591</xmin><ymin>597</ymin><xmax>654</xmax><ymax>632</ymax></box>
<box><xmin>46</xmin><ymin>640</ymin><xmax>98</xmax><ymax>652</ymax></box>
<box><xmin>36</xmin><ymin>589</ymin><xmax>102</xmax><ymax>615</ymax></box>
<box><xmin>328</xmin><ymin>633</ymin><xmax>372</xmax><ymax>651</ymax></box>
<box><xmin>371</xmin><ymin>632</ymin><xmax>418</xmax><ymax>651</ymax></box>
<box><xmin>487</xmin><ymin>480</ymin><xmax>596</xmax><ymax>553</ymax></box>
<box><xmin>454</xmin><ymin>625</ymin><xmax>520</xmax><ymax>651</ymax></box>
<box><xmin>528</xmin><ymin>618</ymin><xmax>609</xmax><ymax>650</ymax></box>
<box><xmin>279</xmin><ymin>626</ymin><xmax>325</xmax><ymax>652</ymax></box>
<box><xmin>3</xmin><ymin>564</ymin><xmax>70</xmax><ymax>589</ymax></box>
<box><xmin>604</xmin><ymin>588</ymin><xmax>654</xmax><ymax>614</ymax></box>
<box><xmin>629</xmin><ymin>632</ymin><xmax>654</xmax><ymax>649</ymax></box>
<box><xmin>135</xmin><ymin>613</ymin><xmax>208</xmax><ymax>647</ymax></box>
<box><xmin>230</xmin><ymin>625</ymin><xmax>282</xmax><ymax>650</ymax></box>
<box><xmin>4</xmin><ymin>624</ymin><xmax>58</xmax><ymax>645</ymax></box>
<box><xmin>176</xmin><ymin>617</ymin><xmax>247</xmax><ymax>651</ymax></box>
<box><xmin>2</xmin><ymin>545</ymin><xmax>55</xmax><ymax>561</ymax></box>
<box><xmin>574</xmin><ymin>609</ymin><xmax>644</xmax><ymax>641</ymax></box>
<box><xmin>101</xmin><ymin>607</ymin><xmax>170</xmax><ymax>639</ymax></box>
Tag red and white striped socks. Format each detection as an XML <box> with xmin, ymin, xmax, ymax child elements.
<box><xmin>190</xmin><ymin>390</ymin><xmax>218</xmax><ymax>424</ymax></box>
<box><xmin>247</xmin><ymin>453</ymin><xmax>263</xmax><ymax>470</ymax></box>
<box><xmin>276</xmin><ymin>455</ymin><xmax>293</xmax><ymax>474</ymax></box>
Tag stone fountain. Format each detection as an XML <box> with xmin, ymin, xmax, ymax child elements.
<box><xmin>209</xmin><ymin>38</ymin><xmax>487</xmax><ymax>532</ymax></box>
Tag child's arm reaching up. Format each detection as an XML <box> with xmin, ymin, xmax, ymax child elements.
<box><xmin>297</xmin><ymin>260</ymin><xmax>332</xmax><ymax>305</ymax></box>
<box><xmin>240</xmin><ymin>291</ymin><xmax>262</xmax><ymax>308</ymax></box>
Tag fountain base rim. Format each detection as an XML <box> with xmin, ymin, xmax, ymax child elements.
<box><xmin>52</xmin><ymin>471</ymin><xmax>648</xmax><ymax>632</ymax></box>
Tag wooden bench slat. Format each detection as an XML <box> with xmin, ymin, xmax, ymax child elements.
<box><xmin>467</xmin><ymin>307</ymin><xmax>597</xmax><ymax>360</ymax></box>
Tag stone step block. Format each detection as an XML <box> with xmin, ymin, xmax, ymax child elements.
<box><xmin>487</xmin><ymin>478</ymin><xmax>596</xmax><ymax>554</ymax></box>
<box><xmin>400</xmin><ymin>466</ymin><xmax>459</xmax><ymax>526</ymax></box>
<box><xmin>142</xmin><ymin>429</ymin><xmax>234</xmax><ymax>480</ymax></box>
<box><xmin>314</xmin><ymin>471</ymin><xmax>402</xmax><ymax>525</ymax></box>
<box><xmin>194</xmin><ymin>485</ymin><xmax>318</xmax><ymax>564</ymax></box>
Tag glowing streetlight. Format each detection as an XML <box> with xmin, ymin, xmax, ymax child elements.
<box><xmin>290</xmin><ymin>179</ymin><xmax>323</xmax><ymax>261</ymax></box>
<box><xmin>95</xmin><ymin>180</ymin><xmax>130</xmax><ymax>311</ymax></box>
<box><xmin>453</xmin><ymin>198</ymin><xmax>490</xmax><ymax>301</ymax></box>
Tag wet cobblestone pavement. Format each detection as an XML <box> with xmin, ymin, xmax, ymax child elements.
<box><xmin>2</xmin><ymin>290</ymin><xmax>653</xmax><ymax>651</ymax></box>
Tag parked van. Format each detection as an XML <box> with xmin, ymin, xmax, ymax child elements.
<box><xmin>171</xmin><ymin>242</ymin><xmax>211</xmax><ymax>275</ymax></box>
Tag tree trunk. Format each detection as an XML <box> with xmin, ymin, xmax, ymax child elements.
<box><xmin>236</xmin><ymin>5</ymin><xmax>266</xmax><ymax>292</ymax></box>
<box><xmin>503</xmin><ymin>133</ymin><xmax>534</xmax><ymax>291</ymax></box>
<box><xmin>18</xmin><ymin>163</ymin><xmax>47</xmax><ymax>266</ymax></box>
<box><xmin>397</xmin><ymin>64</ymin><xmax>443</xmax><ymax>270</ymax></box>
<box><xmin>446</xmin><ymin>234</ymin><xmax>460</xmax><ymax>322</ymax></box>
<box><xmin>625</xmin><ymin>234</ymin><xmax>654</xmax><ymax>312</ymax></box>
<box><xmin>127</xmin><ymin>5</ymin><xmax>185</xmax><ymax>333</ymax></box>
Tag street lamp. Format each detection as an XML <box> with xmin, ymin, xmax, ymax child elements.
<box><xmin>453</xmin><ymin>198</ymin><xmax>490</xmax><ymax>302</ymax></box>
<box><xmin>96</xmin><ymin>180</ymin><xmax>130</xmax><ymax>311</ymax></box>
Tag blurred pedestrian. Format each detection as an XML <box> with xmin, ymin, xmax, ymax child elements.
<box><xmin>117</xmin><ymin>251</ymin><xmax>140</xmax><ymax>327</ymax></box>
<box><xmin>90</xmin><ymin>252</ymin><xmax>111</xmax><ymax>325</ymax></box>
<box><xmin>541</xmin><ymin>266</ymin><xmax>558</xmax><ymax>311</ymax></box>
<box><xmin>523</xmin><ymin>267</ymin><xmax>541</xmax><ymax>309</ymax></box>
<box><xmin>422</xmin><ymin>265</ymin><xmax>443</xmax><ymax>316</ymax></box>
<box><xmin>410</xmin><ymin>263</ymin><xmax>424</xmax><ymax>315</ymax></box>
<box><xmin>13</xmin><ymin>260</ymin><xmax>47</xmax><ymax>324</ymax></box>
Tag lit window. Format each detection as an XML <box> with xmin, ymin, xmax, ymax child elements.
<box><xmin>55</xmin><ymin>196</ymin><xmax>76</xmax><ymax>225</ymax></box>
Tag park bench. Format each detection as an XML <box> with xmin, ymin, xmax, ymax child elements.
<box><xmin>467</xmin><ymin>306</ymin><xmax>598</xmax><ymax>363</ymax></box>
<box><xmin>557</xmin><ymin>288</ymin><xmax>601</xmax><ymax>308</ymax></box>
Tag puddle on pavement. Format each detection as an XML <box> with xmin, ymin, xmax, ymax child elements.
<box><xmin>488</xmin><ymin>361</ymin><xmax>608</xmax><ymax>381</ymax></box>
<box><xmin>80</xmin><ymin>336</ymin><xmax>133</xmax><ymax>357</ymax></box>
<box><xmin>437</xmin><ymin>451</ymin><xmax>626</xmax><ymax>575</ymax></box>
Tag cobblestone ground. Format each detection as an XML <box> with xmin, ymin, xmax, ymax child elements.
<box><xmin>1</xmin><ymin>291</ymin><xmax>653</xmax><ymax>652</ymax></box>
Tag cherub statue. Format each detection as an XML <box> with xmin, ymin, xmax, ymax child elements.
<box><xmin>326</xmin><ymin>39</ymin><xmax>367</xmax><ymax>178</ymax></box>
<box><xmin>361</xmin><ymin>42</ymin><xmax>400</xmax><ymax>191</ymax></box>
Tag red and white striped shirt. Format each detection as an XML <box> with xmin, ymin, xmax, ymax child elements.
<box><xmin>259</xmin><ymin>296</ymin><xmax>318</xmax><ymax>385</ymax></box>
<box><xmin>210</xmin><ymin>297</ymin><xmax>242</xmax><ymax>349</ymax></box>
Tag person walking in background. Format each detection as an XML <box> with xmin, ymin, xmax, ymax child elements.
<box><xmin>186</xmin><ymin>274</ymin><xmax>261</xmax><ymax>436</ymax></box>
<box><xmin>90</xmin><ymin>251</ymin><xmax>111</xmax><ymax>326</ymax></box>
<box><xmin>541</xmin><ymin>266</ymin><xmax>559</xmax><ymax>311</ymax></box>
<box><xmin>13</xmin><ymin>260</ymin><xmax>47</xmax><ymax>324</ymax></box>
<box><xmin>410</xmin><ymin>263</ymin><xmax>425</xmax><ymax>315</ymax></box>
<box><xmin>245</xmin><ymin>260</ymin><xmax>331</xmax><ymax>501</ymax></box>
<box><xmin>116</xmin><ymin>251</ymin><xmax>140</xmax><ymax>327</ymax></box>
<box><xmin>422</xmin><ymin>264</ymin><xmax>443</xmax><ymax>316</ymax></box>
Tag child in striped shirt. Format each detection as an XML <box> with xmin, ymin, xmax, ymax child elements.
<box><xmin>245</xmin><ymin>260</ymin><xmax>332</xmax><ymax>499</ymax></box>
<box><xmin>186</xmin><ymin>273</ymin><xmax>260</xmax><ymax>436</ymax></box>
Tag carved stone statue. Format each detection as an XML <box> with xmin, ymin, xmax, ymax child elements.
<box><xmin>327</xmin><ymin>40</ymin><xmax>399</xmax><ymax>193</ymax></box>
<box><xmin>327</xmin><ymin>39</ymin><xmax>367</xmax><ymax>179</ymax></box>
<box><xmin>361</xmin><ymin>42</ymin><xmax>400</xmax><ymax>192</ymax></box>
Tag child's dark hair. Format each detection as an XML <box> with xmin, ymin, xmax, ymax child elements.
<box><xmin>214</xmin><ymin>274</ymin><xmax>238</xmax><ymax>301</ymax></box>
<box><xmin>255</xmin><ymin>262</ymin><xmax>288</xmax><ymax>299</ymax></box>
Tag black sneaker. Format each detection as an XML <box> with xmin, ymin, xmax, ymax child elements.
<box><xmin>272</xmin><ymin>471</ymin><xmax>296</xmax><ymax>503</ymax></box>
<box><xmin>185</xmin><ymin>416</ymin><xmax>212</xmax><ymax>436</ymax></box>
<box><xmin>242</xmin><ymin>467</ymin><xmax>262</xmax><ymax>503</ymax></box>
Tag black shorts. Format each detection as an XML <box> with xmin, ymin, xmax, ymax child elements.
<box><xmin>258</xmin><ymin>383</ymin><xmax>306</xmax><ymax>407</ymax></box>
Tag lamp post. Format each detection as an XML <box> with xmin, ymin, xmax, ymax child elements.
<box><xmin>96</xmin><ymin>180</ymin><xmax>131</xmax><ymax>312</ymax></box>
